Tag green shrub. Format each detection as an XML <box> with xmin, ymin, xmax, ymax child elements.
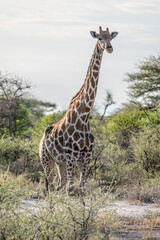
<box><xmin>0</xmin><ymin>138</ymin><xmax>41</xmax><ymax>181</ymax></box>
<box><xmin>32</xmin><ymin>111</ymin><xmax>65</xmax><ymax>140</ymax></box>
<box><xmin>0</xmin><ymin>177</ymin><xmax>119</xmax><ymax>240</ymax></box>
<box><xmin>132</xmin><ymin>128</ymin><xmax>160</xmax><ymax>174</ymax></box>
<box><xmin>116</xmin><ymin>177</ymin><xmax>160</xmax><ymax>203</ymax></box>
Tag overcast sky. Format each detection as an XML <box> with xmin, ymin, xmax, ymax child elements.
<box><xmin>0</xmin><ymin>0</ymin><xmax>160</xmax><ymax>114</ymax></box>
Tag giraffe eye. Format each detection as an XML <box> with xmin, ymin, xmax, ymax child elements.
<box><xmin>98</xmin><ymin>37</ymin><xmax>102</xmax><ymax>41</ymax></box>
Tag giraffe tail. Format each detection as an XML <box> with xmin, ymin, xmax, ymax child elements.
<box><xmin>45</xmin><ymin>177</ymin><xmax>49</xmax><ymax>191</ymax></box>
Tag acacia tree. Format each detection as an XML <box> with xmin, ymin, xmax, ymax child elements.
<box><xmin>0</xmin><ymin>72</ymin><xmax>57</xmax><ymax>137</ymax></box>
<box><xmin>24</xmin><ymin>98</ymin><xmax>56</xmax><ymax>119</ymax></box>
<box><xmin>126</xmin><ymin>55</ymin><xmax>160</xmax><ymax>107</ymax></box>
<box><xmin>0</xmin><ymin>72</ymin><xmax>31</xmax><ymax>137</ymax></box>
<box><xmin>100</xmin><ymin>90</ymin><xmax>115</xmax><ymax>120</ymax></box>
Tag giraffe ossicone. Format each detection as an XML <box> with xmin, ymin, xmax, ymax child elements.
<box><xmin>39</xmin><ymin>26</ymin><xmax>118</xmax><ymax>192</ymax></box>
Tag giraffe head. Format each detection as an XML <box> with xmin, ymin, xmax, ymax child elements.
<box><xmin>90</xmin><ymin>26</ymin><xmax>118</xmax><ymax>53</ymax></box>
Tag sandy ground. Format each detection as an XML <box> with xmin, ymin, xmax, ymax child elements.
<box><xmin>20</xmin><ymin>198</ymin><xmax>160</xmax><ymax>239</ymax></box>
<box><xmin>109</xmin><ymin>199</ymin><xmax>160</xmax><ymax>219</ymax></box>
<box><xmin>21</xmin><ymin>198</ymin><xmax>160</xmax><ymax>219</ymax></box>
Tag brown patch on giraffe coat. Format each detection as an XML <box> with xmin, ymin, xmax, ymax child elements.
<box><xmin>59</xmin><ymin>130</ymin><xmax>63</xmax><ymax>136</ymax></box>
<box><xmin>73</xmin><ymin>131</ymin><xmax>80</xmax><ymax>141</ymax></box>
<box><xmin>45</xmin><ymin>126</ymin><xmax>54</xmax><ymax>138</ymax></box>
<box><xmin>48</xmin><ymin>147</ymin><xmax>58</xmax><ymax>157</ymax></box>
<box><xmin>66</xmin><ymin>137</ymin><xmax>73</xmax><ymax>149</ymax></box>
<box><xmin>71</xmin><ymin>110</ymin><xmax>77</xmax><ymax>123</ymax></box>
<box><xmin>81</xmin><ymin>114</ymin><xmax>87</xmax><ymax>122</ymax></box>
<box><xmin>85</xmin><ymin>125</ymin><xmax>88</xmax><ymax>131</ymax></box>
<box><xmin>97</xmin><ymin>47</ymin><xmax>101</xmax><ymax>54</ymax></box>
<box><xmin>66</xmin><ymin>111</ymin><xmax>72</xmax><ymax>122</ymax></box>
<box><xmin>85</xmin><ymin>133</ymin><xmax>89</xmax><ymax>146</ymax></box>
<box><xmin>91</xmin><ymin>78</ymin><xmax>95</xmax><ymax>88</ymax></box>
<box><xmin>90</xmin><ymin>133</ymin><xmax>94</xmax><ymax>143</ymax></box>
<box><xmin>54</xmin><ymin>129</ymin><xmax>59</xmax><ymax>139</ymax></box>
<box><xmin>89</xmin><ymin>88</ymin><xmax>92</xmax><ymax>95</ymax></box>
<box><xmin>78</xmin><ymin>103</ymin><xmax>90</xmax><ymax>114</ymax></box>
<box><xmin>58</xmin><ymin>136</ymin><xmax>63</xmax><ymax>145</ymax></box>
<box><xmin>76</xmin><ymin>119</ymin><xmax>83</xmax><ymax>130</ymax></box>
<box><xmin>94</xmin><ymin>65</ymin><xmax>99</xmax><ymax>71</ymax></box>
<box><xmin>90</xmin><ymin>91</ymin><xmax>95</xmax><ymax>101</ymax></box>
<box><xmin>64</xmin><ymin>131</ymin><xmax>68</xmax><ymax>140</ymax></box>
<box><xmin>66</xmin><ymin>148</ymin><xmax>72</xmax><ymax>154</ymax></box>
<box><xmin>73</xmin><ymin>142</ymin><xmax>79</xmax><ymax>151</ymax></box>
<box><xmin>98</xmin><ymin>55</ymin><xmax>101</xmax><ymax>61</ymax></box>
<box><xmin>80</xmin><ymin>132</ymin><xmax>84</xmax><ymax>138</ymax></box>
<box><xmin>73</xmin><ymin>152</ymin><xmax>79</xmax><ymax>158</ymax></box>
<box><xmin>69</xmin><ymin>163</ymin><xmax>73</xmax><ymax>167</ymax></box>
<box><xmin>93</xmin><ymin>71</ymin><xmax>98</xmax><ymax>78</ymax></box>
<box><xmin>88</xmin><ymin>100</ymin><xmax>93</xmax><ymax>107</ymax></box>
<box><xmin>77</xmin><ymin>105</ymin><xmax>83</xmax><ymax>115</ymax></box>
<box><xmin>95</xmin><ymin>60</ymin><xmax>100</xmax><ymax>65</ymax></box>
<box><xmin>46</xmin><ymin>140</ymin><xmax>51</xmax><ymax>146</ymax></box>
<box><xmin>83</xmin><ymin>105</ymin><xmax>90</xmax><ymax>113</ymax></box>
<box><xmin>55</xmin><ymin>141</ymin><xmax>63</xmax><ymax>153</ymax></box>
<box><xmin>86</xmin><ymin>93</ymin><xmax>89</xmax><ymax>102</ymax></box>
<box><xmin>68</xmin><ymin>125</ymin><xmax>75</xmax><ymax>136</ymax></box>
<box><xmin>61</xmin><ymin>123</ymin><xmax>66</xmax><ymax>132</ymax></box>
<box><xmin>55</xmin><ymin>139</ymin><xmax>59</xmax><ymax>147</ymax></box>
<box><xmin>78</xmin><ymin>139</ymin><xmax>85</xmax><ymax>149</ymax></box>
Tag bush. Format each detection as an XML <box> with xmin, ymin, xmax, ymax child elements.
<box><xmin>0</xmin><ymin>138</ymin><xmax>41</xmax><ymax>181</ymax></box>
<box><xmin>0</xmin><ymin>175</ymin><xmax>119</xmax><ymax>240</ymax></box>
<box><xmin>132</xmin><ymin>128</ymin><xmax>160</xmax><ymax>174</ymax></box>
<box><xmin>116</xmin><ymin>177</ymin><xmax>160</xmax><ymax>203</ymax></box>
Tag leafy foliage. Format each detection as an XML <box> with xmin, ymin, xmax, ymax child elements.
<box><xmin>0</xmin><ymin>138</ymin><xmax>41</xmax><ymax>181</ymax></box>
<box><xmin>0</xmin><ymin>173</ymin><xmax>119</xmax><ymax>240</ymax></box>
<box><xmin>132</xmin><ymin>128</ymin><xmax>160</xmax><ymax>173</ymax></box>
<box><xmin>0</xmin><ymin>72</ymin><xmax>31</xmax><ymax>137</ymax></box>
<box><xmin>126</xmin><ymin>55</ymin><xmax>160</xmax><ymax>107</ymax></box>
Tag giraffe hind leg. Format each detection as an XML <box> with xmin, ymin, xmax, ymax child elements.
<box><xmin>41</xmin><ymin>155</ymin><xmax>55</xmax><ymax>192</ymax></box>
<box><xmin>56</xmin><ymin>163</ymin><xmax>67</xmax><ymax>191</ymax></box>
<box><xmin>45</xmin><ymin>177</ymin><xmax>49</xmax><ymax>192</ymax></box>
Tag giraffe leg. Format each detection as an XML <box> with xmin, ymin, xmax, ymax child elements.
<box><xmin>41</xmin><ymin>155</ymin><xmax>55</xmax><ymax>192</ymax></box>
<box><xmin>39</xmin><ymin>138</ymin><xmax>55</xmax><ymax>192</ymax></box>
<box><xmin>66</xmin><ymin>158</ymin><xmax>75</xmax><ymax>192</ymax></box>
<box><xmin>46</xmin><ymin>159</ymin><xmax>55</xmax><ymax>191</ymax></box>
<box><xmin>56</xmin><ymin>163</ymin><xmax>67</xmax><ymax>191</ymax></box>
<box><xmin>79</xmin><ymin>157</ymin><xmax>91</xmax><ymax>187</ymax></box>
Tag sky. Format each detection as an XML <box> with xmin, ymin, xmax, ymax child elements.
<box><xmin>0</xmin><ymin>0</ymin><xmax>160</xmax><ymax>114</ymax></box>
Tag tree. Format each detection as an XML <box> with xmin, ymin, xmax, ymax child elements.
<box><xmin>24</xmin><ymin>98</ymin><xmax>56</xmax><ymax>119</ymax></box>
<box><xmin>126</xmin><ymin>55</ymin><xmax>160</xmax><ymax>107</ymax></box>
<box><xmin>100</xmin><ymin>90</ymin><xmax>115</xmax><ymax>120</ymax></box>
<box><xmin>0</xmin><ymin>72</ymin><xmax>31</xmax><ymax>137</ymax></box>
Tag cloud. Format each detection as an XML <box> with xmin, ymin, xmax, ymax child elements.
<box><xmin>116</xmin><ymin>0</ymin><xmax>160</xmax><ymax>14</ymax></box>
<box><xmin>0</xmin><ymin>0</ymin><xmax>159</xmax><ymax>42</ymax></box>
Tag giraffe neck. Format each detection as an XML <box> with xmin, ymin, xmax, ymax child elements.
<box><xmin>66</xmin><ymin>41</ymin><xmax>104</xmax><ymax>123</ymax></box>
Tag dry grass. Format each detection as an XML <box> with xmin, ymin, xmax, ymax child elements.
<box><xmin>116</xmin><ymin>179</ymin><xmax>160</xmax><ymax>203</ymax></box>
<box><xmin>109</xmin><ymin>213</ymin><xmax>160</xmax><ymax>240</ymax></box>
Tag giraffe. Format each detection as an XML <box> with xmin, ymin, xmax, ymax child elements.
<box><xmin>39</xmin><ymin>26</ymin><xmax>118</xmax><ymax>192</ymax></box>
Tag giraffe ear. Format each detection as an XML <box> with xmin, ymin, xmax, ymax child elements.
<box><xmin>110</xmin><ymin>32</ymin><xmax>118</xmax><ymax>41</ymax></box>
<box><xmin>90</xmin><ymin>31</ymin><xmax>98</xmax><ymax>38</ymax></box>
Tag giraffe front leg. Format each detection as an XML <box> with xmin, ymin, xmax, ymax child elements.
<box><xmin>66</xmin><ymin>158</ymin><xmax>75</xmax><ymax>192</ymax></box>
<box><xmin>79</xmin><ymin>155</ymin><xmax>91</xmax><ymax>188</ymax></box>
<box><xmin>56</xmin><ymin>163</ymin><xmax>67</xmax><ymax>191</ymax></box>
